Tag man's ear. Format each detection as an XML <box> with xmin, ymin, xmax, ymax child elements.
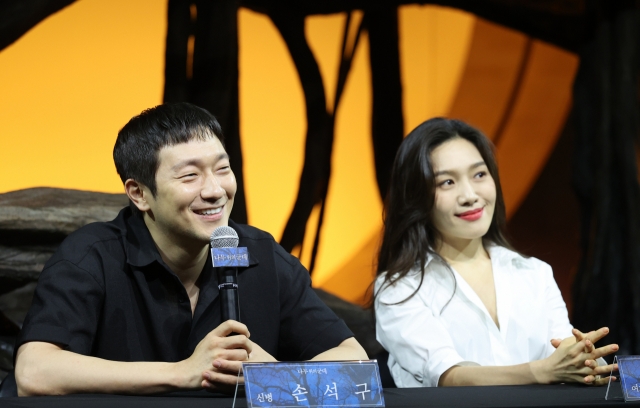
<box><xmin>124</xmin><ymin>179</ymin><xmax>151</xmax><ymax>212</ymax></box>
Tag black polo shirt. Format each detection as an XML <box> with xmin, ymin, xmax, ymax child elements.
<box><xmin>17</xmin><ymin>207</ymin><xmax>353</xmax><ymax>363</ymax></box>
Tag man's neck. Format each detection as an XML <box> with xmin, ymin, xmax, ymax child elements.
<box><xmin>143</xmin><ymin>219</ymin><xmax>209</xmax><ymax>291</ymax></box>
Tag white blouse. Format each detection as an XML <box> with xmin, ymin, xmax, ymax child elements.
<box><xmin>374</xmin><ymin>245</ymin><xmax>573</xmax><ymax>387</ymax></box>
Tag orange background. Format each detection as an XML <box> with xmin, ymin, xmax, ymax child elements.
<box><xmin>0</xmin><ymin>1</ymin><xmax>578</xmax><ymax>304</ymax></box>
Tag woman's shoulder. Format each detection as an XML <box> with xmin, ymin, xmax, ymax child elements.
<box><xmin>488</xmin><ymin>245</ymin><xmax>553</xmax><ymax>275</ymax></box>
<box><xmin>375</xmin><ymin>254</ymin><xmax>454</xmax><ymax>304</ymax></box>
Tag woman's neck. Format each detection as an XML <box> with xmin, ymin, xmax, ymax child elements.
<box><xmin>436</xmin><ymin>236</ymin><xmax>489</xmax><ymax>265</ymax></box>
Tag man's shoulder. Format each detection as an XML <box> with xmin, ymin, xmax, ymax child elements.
<box><xmin>229</xmin><ymin>219</ymin><xmax>275</xmax><ymax>242</ymax></box>
<box><xmin>229</xmin><ymin>220</ymin><xmax>299</xmax><ymax>268</ymax></box>
<box><xmin>51</xmin><ymin>209</ymin><xmax>127</xmax><ymax>265</ymax></box>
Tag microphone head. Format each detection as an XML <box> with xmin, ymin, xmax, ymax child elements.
<box><xmin>210</xmin><ymin>226</ymin><xmax>239</xmax><ymax>248</ymax></box>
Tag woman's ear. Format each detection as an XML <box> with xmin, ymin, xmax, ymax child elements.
<box><xmin>124</xmin><ymin>179</ymin><xmax>151</xmax><ymax>212</ymax></box>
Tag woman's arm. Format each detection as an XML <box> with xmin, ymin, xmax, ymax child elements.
<box><xmin>439</xmin><ymin>336</ymin><xmax>618</xmax><ymax>386</ymax></box>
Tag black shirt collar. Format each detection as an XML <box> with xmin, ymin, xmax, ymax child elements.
<box><xmin>117</xmin><ymin>208</ymin><xmax>259</xmax><ymax>269</ymax></box>
<box><xmin>119</xmin><ymin>208</ymin><xmax>164</xmax><ymax>268</ymax></box>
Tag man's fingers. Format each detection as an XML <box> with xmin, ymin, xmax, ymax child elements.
<box><xmin>211</xmin><ymin>320</ymin><xmax>250</xmax><ymax>338</ymax></box>
<box><xmin>212</xmin><ymin>358</ymin><xmax>244</xmax><ymax>375</ymax></box>
<box><xmin>202</xmin><ymin>370</ymin><xmax>242</xmax><ymax>386</ymax></box>
<box><xmin>215</xmin><ymin>334</ymin><xmax>252</xmax><ymax>354</ymax></box>
<box><xmin>550</xmin><ymin>338</ymin><xmax>562</xmax><ymax>349</ymax></box>
<box><xmin>216</xmin><ymin>349</ymin><xmax>250</xmax><ymax>362</ymax></box>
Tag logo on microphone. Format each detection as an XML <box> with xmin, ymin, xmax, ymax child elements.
<box><xmin>211</xmin><ymin>247</ymin><xmax>249</xmax><ymax>267</ymax></box>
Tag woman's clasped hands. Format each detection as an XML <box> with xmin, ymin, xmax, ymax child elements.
<box><xmin>531</xmin><ymin>327</ymin><xmax>618</xmax><ymax>386</ymax></box>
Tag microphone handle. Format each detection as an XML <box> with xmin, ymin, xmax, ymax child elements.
<box><xmin>218</xmin><ymin>268</ymin><xmax>240</xmax><ymax>323</ymax></box>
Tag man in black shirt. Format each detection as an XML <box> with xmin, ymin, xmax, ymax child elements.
<box><xmin>14</xmin><ymin>103</ymin><xmax>367</xmax><ymax>396</ymax></box>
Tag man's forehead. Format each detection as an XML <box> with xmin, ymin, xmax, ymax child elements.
<box><xmin>158</xmin><ymin>137</ymin><xmax>228</xmax><ymax>168</ymax></box>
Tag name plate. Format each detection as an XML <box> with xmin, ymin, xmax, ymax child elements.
<box><xmin>606</xmin><ymin>356</ymin><xmax>640</xmax><ymax>401</ymax></box>
<box><xmin>211</xmin><ymin>247</ymin><xmax>249</xmax><ymax>267</ymax></box>
<box><xmin>242</xmin><ymin>360</ymin><xmax>385</xmax><ymax>408</ymax></box>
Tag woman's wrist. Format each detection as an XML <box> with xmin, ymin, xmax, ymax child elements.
<box><xmin>529</xmin><ymin>359</ymin><xmax>553</xmax><ymax>385</ymax></box>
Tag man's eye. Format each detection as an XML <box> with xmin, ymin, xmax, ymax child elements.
<box><xmin>181</xmin><ymin>173</ymin><xmax>197</xmax><ymax>179</ymax></box>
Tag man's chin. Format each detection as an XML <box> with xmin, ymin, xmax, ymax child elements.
<box><xmin>201</xmin><ymin>223</ymin><xmax>231</xmax><ymax>241</ymax></box>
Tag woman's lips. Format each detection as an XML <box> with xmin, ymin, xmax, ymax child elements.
<box><xmin>456</xmin><ymin>208</ymin><xmax>483</xmax><ymax>221</ymax></box>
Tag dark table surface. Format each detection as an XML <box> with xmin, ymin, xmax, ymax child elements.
<box><xmin>0</xmin><ymin>384</ymin><xmax>630</xmax><ymax>408</ymax></box>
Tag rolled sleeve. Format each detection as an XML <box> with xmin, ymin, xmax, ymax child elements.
<box><xmin>375</xmin><ymin>277</ymin><xmax>470</xmax><ymax>387</ymax></box>
<box><xmin>17</xmin><ymin>255</ymin><xmax>105</xmax><ymax>355</ymax></box>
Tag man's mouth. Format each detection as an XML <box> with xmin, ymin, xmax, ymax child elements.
<box><xmin>193</xmin><ymin>207</ymin><xmax>223</xmax><ymax>216</ymax></box>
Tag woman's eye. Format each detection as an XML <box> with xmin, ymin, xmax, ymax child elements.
<box><xmin>438</xmin><ymin>179</ymin><xmax>454</xmax><ymax>187</ymax></box>
<box><xmin>475</xmin><ymin>171</ymin><xmax>487</xmax><ymax>178</ymax></box>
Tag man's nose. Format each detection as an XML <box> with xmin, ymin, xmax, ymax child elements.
<box><xmin>201</xmin><ymin>174</ymin><xmax>225</xmax><ymax>199</ymax></box>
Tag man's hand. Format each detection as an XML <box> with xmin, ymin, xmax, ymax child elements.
<box><xmin>248</xmin><ymin>341</ymin><xmax>278</xmax><ymax>362</ymax></box>
<box><xmin>200</xmin><ymin>337</ymin><xmax>278</xmax><ymax>391</ymax></box>
<box><xmin>177</xmin><ymin>320</ymin><xmax>252</xmax><ymax>393</ymax></box>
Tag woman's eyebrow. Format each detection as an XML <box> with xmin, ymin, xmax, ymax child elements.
<box><xmin>434</xmin><ymin>161</ymin><xmax>486</xmax><ymax>177</ymax></box>
<box><xmin>434</xmin><ymin>169</ymin><xmax>455</xmax><ymax>177</ymax></box>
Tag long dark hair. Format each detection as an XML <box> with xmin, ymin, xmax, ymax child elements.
<box><xmin>375</xmin><ymin>117</ymin><xmax>513</xmax><ymax>304</ymax></box>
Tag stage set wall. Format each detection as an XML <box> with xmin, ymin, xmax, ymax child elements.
<box><xmin>0</xmin><ymin>0</ymin><xmax>579</xmax><ymax>308</ymax></box>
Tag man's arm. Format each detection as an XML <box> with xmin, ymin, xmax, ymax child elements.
<box><xmin>309</xmin><ymin>337</ymin><xmax>368</xmax><ymax>361</ymax></box>
<box><xmin>202</xmin><ymin>337</ymin><xmax>368</xmax><ymax>388</ymax></box>
<box><xmin>15</xmin><ymin>321</ymin><xmax>251</xmax><ymax>396</ymax></box>
<box><xmin>244</xmin><ymin>337</ymin><xmax>367</xmax><ymax>362</ymax></box>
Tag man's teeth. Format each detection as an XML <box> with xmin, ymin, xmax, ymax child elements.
<box><xmin>197</xmin><ymin>208</ymin><xmax>222</xmax><ymax>215</ymax></box>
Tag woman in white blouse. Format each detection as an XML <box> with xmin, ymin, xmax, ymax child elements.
<box><xmin>374</xmin><ymin>118</ymin><xmax>618</xmax><ymax>387</ymax></box>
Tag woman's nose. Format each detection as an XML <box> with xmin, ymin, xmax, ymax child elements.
<box><xmin>457</xmin><ymin>180</ymin><xmax>479</xmax><ymax>205</ymax></box>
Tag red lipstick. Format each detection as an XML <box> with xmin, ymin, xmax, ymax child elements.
<box><xmin>456</xmin><ymin>208</ymin><xmax>483</xmax><ymax>221</ymax></box>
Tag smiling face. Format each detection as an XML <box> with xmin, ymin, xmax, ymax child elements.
<box><xmin>141</xmin><ymin>136</ymin><xmax>236</xmax><ymax>251</ymax></box>
<box><xmin>430</xmin><ymin>137</ymin><xmax>496</xmax><ymax>247</ymax></box>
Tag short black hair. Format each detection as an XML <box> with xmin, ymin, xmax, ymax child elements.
<box><xmin>113</xmin><ymin>102</ymin><xmax>224</xmax><ymax>199</ymax></box>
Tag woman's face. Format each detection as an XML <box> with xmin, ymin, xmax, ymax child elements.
<box><xmin>430</xmin><ymin>137</ymin><xmax>496</xmax><ymax>245</ymax></box>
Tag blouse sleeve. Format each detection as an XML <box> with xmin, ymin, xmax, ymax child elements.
<box><xmin>375</xmin><ymin>276</ymin><xmax>474</xmax><ymax>387</ymax></box>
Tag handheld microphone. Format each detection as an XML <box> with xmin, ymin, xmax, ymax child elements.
<box><xmin>210</xmin><ymin>226</ymin><xmax>243</xmax><ymax>323</ymax></box>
